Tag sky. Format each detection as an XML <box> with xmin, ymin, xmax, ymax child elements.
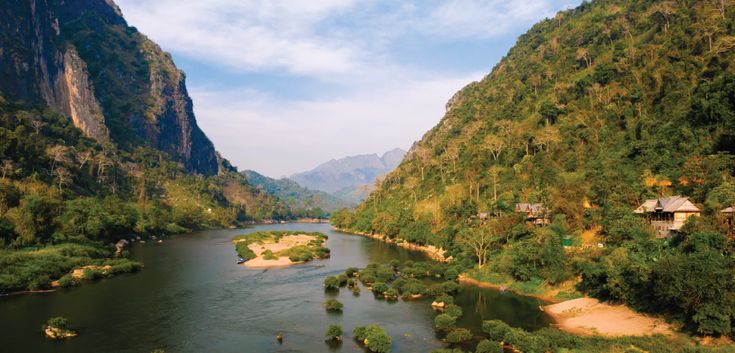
<box><xmin>115</xmin><ymin>0</ymin><xmax>580</xmax><ymax>178</ymax></box>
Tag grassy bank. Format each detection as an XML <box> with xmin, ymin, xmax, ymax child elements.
<box><xmin>463</xmin><ymin>268</ymin><xmax>583</xmax><ymax>303</ymax></box>
<box><xmin>0</xmin><ymin>243</ymin><xmax>142</xmax><ymax>295</ymax></box>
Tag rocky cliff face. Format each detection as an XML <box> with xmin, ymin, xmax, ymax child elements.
<box><xmin>0</xmin><ymin>0</ymin><xmax>218</xmax><ymax>175</ymax></box>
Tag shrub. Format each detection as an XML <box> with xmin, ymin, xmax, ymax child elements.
<box><xmin>444</xmin><ymin>304</ymin><xmax>463</xmax><ymax>318</ymax></box>
<box><xmin>345</xmin><ymin>267</ymin><xmax>359</xmax><ymax>277</ymax></box>
<box><xmin>482</xmin><ymin>320</ymin><xmax>511</xmax><ymax>341</ymax></box>
<box><xmin>57</xmin><ymin>275</ymin><xmax>75</xmax><ymax>288</ymax></box>
<box><xmin>324</xmin><ymin>299</ymin><xmax>343</xmax><ymax>313</ymax></box>
<box><xmin>337</xmin><ymin>274</ymin><xmax>348</xmax><ymax>287</ymax></box>
<box><xmin>434</xmin><ymin>294</ymin><xmax>454</xmax><ymax>305</ymax></box>
<box><xmin>445</xmin><ymin>328</ymin><xmax>472</xmax><ymax>343</ymax></box>
<box><xmin>352</xmin><ymin>324</ymin><xmax>392</xmax><ymax>353</ymax></box>
<box><xmin>444</xmin><ymin>268</ymin><xmax>459</xmax><ymax>281</ymax></box>
<box><xmin>384</xmin><ymin>287</ymin><xmax>399</xmax><ymax>301</ymax></box>
<box><xmin>262</xmin><ymin>250</ymin><xmax>278</xmax><ymax>260</ymax></box>
<box><xmin>372</xmin><ymin>282</ymin><xmax>389</xmax><ymax>294</ymax></box>
<box><xmin>435</xmin><ymin>313</ymin><xmax>457</xmax><ymax>332</ymax></box>
<box><xmin>441</xmin><ymin>281</ymin><xmax>460</xmax><ymax>294</ymax></box>
<box><xmin>47</xmin><ymin>316</ymin><xmax>69</xmax><ymax>330</ymax></box>
<box><xmin>324</xmin><ymin>276</ymin><xmax>340</xmax><ymax>290</ymax></box>
<box><xmin>475</xmin><ymin>339</ymin><xmax>503</xmax><ymax>353</ymax></box>
<box><xmin>325</xmin><ymin>324</ymin><xmax>342</xmax><ymax>341</ymax></box>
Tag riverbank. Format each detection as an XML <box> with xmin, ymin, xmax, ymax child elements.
<box><xmin>542</xmin><ymin>297</ymin><xmax>674</xmax><ymax>337</ymax></box>
<box><xmin>332</xmin><ymin>227</ymin><xmax>447</xmax><ymax>262</ymax></box>
<box><xmin>0</xmin><ymin>243</ymin><xmax>143</xmax><ymax>296</ymax></box>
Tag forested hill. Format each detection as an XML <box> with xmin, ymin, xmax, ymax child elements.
<box><xmin>242</xmin><ymin>170</ymin><xmax>354</xmax><ymax>215</ymax></box>
<box><xmin>0</xmin><ymin>1</ymin><xmax>295</xmax><ymax>293</ymax></box>
<box><xmin>0</xmin><ymin>0</ymin><xmax>218</xmax><ymax>175</ymax></box>
<box><xmin>333</xmin><ymin>0</ymin><xmax>735</xmax><ymax>337</ymax></box>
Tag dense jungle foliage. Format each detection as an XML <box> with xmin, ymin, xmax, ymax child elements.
<box><xmin>333</xmin><ymin>0</ymin><xmax>735</xmax><ymax>337</ymax></box>
<box><xmin>0</xmin><ymin>100</ymin><xmax>297</xmax><ymax>293</ymax></box>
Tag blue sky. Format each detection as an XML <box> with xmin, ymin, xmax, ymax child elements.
<box><xmin>116</xmin><ymin>0</ymin><xmax>580</xmax><ymax>178</ymax></box>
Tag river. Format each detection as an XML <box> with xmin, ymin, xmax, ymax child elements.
<box><xmin>0</xmin><ymin>223</ymin><xmax>551</xmax><ymax>353</ymax></box>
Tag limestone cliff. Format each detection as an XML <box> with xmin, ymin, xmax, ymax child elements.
<box><xmin>0</xmin><ymin>0</ymin><xmax>219</xmax><ymax>175</ymax></box>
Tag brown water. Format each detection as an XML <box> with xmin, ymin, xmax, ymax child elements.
<box><xmin>0</xmin><ymin>223</ymin><xmax>551</xmax><ymax>353</ymax></box>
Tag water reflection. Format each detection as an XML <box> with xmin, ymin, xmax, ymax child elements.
<box><xmin>0</xmin><ymin>223</ymin><xmax>549</xmax><ymax>353</ymax></box>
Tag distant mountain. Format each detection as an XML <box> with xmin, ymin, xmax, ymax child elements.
<box><xmin>290</xmin><ymin>148</ymin><xmax>406</xmax><ymax>201</ymax></box>
<box><xmin>242</xmin><ymin>170</ymin><xmax>354</xmax><ymax>214</ymax></box>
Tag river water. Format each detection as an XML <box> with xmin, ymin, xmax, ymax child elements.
<box><xmin>0</xmin><ymin>223</ymin><xmax>550</xmax><ymax>353</ymax></box>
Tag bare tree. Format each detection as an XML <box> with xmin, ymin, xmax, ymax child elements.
<box><xmin>484</xmin><ymin>134</ymin><xmax>506</xmax><ymax>161</ymax></box>
<box><xmin>649</xmin><ymin>2</ymin><xmax>677</xmax><ymax>33</ymax></box>
<box><xmin>96</xmin><ymin>153</ymin><xmax>113</xmax><ymax>182</ymax></box>
<box><xmin>488</xmin><ymin>165</ymin><xmax>503</xmax><ymax>204</ymax></box>
<box><xmin>54</xmin><ymin>167</ymin><xmax>72</xmax><ymax>190</ymax></box>
<box><xmin>46</xmin><ymin>145</ymin><xmax>71</xmax><ymax>173</ymax></box>
<box><xmin>576</xmin><ymin>48</ymin><xmax>591</xmax><ymax>68</ymax></box>
<box><xmin>77</xmin><ymin>151</ymin><xmax>93</xmax><ymax>169</ymax></box>
<box><xmin>30</xmin><ymin>119</ymin><xmax>46</xmax><ymax>135</ymax></box>
<box><xmin>413</xmin><ymin>146</ymin><xmax>432</xmax><ymax>181</ymax></box>
<box><xmin>1</xmin><ymin>159</ymin><xmax>14</xmax><ymax>179</ymax></box>
<box><xmin>458</xmin><ymin>226</ymin><xmax>495</xmax><ymax>268</ymax></box>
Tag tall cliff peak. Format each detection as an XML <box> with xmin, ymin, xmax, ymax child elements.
<box><xmin>0</xmin><ymin>0</ymin><xmax>219</xmax><ymax>175</ymax></box>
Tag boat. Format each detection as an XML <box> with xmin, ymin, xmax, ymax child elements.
<box><xmin>237</xmin><ymin>257</ymin><xmax>247</xmax><ymax>264</ymax></box>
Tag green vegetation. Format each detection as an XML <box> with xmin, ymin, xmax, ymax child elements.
<box><xmin>44</xmin><ymin>316</ymin><xmax>76</xmax><ymax>339</ymax></box>
<box><xmin>478</xmin><ymin>319</ymin><xmax>735</xmax><ymax>353</ymax></box>
<box><xmin>324</xmin><ymin>276</ymin><xmax>340</xmax><ymax>291</ymax></box>
<box><xmin>231</xmin><ymin>231</ymin><xmax>329</xmax><ymax>263</ymax></box>
<box><xmin>0</xmin><ymin>243</ymin><xmax>141</xmax><ymax>294</ymax></box>
<box><xmin>332</xmin><ymin>0</ymin><xmax>735</xmax><ymax>339</ymax></box>
<box><xmin>324</xmin><ymin>324</ymin><xmax>342</xmax><ymax>342</ymax></box>
<box><xmin>352</xmin><ymin>324</ymin><xmax>392</xmax><ymax>353</ymax></box>
<box><xmin>46</xmin><ymin>317</ymin><xmax>69</xmax><ymax>330</ymax></box>
<box><xmin>324</xmin><ymin>299</ymin><xmax>343</xmax><ymax>313</ymax></box>
<box><xmin>445</xmin><ymin>328</ymin><xmax>472</xmax><ymax>344</ymax></box>
<box><xmin>241</xmin><ymin>170</ymin><xmax>354</xmax><ymax>216</ymax></box>
<box><xmin>475</xmin><ymin>340</ymin><xmax>502</xmax><ymax>353</ymax></box>
<box><xmin>0</xmin><ymin>100</ymin><xmax>296</xmax><ymax>293</ymax></box>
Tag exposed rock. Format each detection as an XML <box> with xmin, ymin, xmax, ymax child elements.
<box><xmin>0</xmin><ymin>0</ymin><xmax>219</xmax><ymax>175</ymax></box>
<box><xmin>45</xmin><ymin>326</ymin><xmax>76</xmax><ymax>339</ymax></box>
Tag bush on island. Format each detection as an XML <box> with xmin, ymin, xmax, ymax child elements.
<box><xmin>475</xmin><ymin>339</ymin><xmax>503</xmax><ymax>353</ymax></box>
<box><xmin>482</xmin><ymin>320</ymin><xmax>511</xmax><ymax>341</ymax></box>
<box><xmin>352</xmin><ymin>324</ymin><xmax>392</xmax><ymax>353</ymax></box>
<box><xmin>444</xmin><ymin>304</ymin><xmax>463</xmax><ymax>318</ymax></box>
<box><xmin>337</xmin><ymin>274</ymin><xmax>349</xmax><ymax>287</ymax></box>
<box><xmin>372</xmin><ymin>282</ymin><xmax>389</xmax><ymax>294</ymax></box>
<box><xmin>445</xmin><ymin>328</ymin><xmax>472</xmax><ymax>343</ymax></box>
<box><xmin>324</xmin><ymin>299</ymin><xmax>344</xmax><ymax>313</ymax></box>
<box><xmin>435</xmin><ymin>313</ymin><xmax>457</xmax><ymax>332</ymax></box>
<box><xmin>384</xmin><ymin>287</ymin><xmax>399</xmax><ymax>301</ymax></box>
<box><xmin>325</xmin><ymin>324</ymin><xmax>343</xmax><ymax>341</ymax></box>
<box><xmin>324</xmin><ymin>276</ymin><xmax>340</xmax><ymax>290</ymax></box>
<box><xmin>345</xmin><ymin>267</ymin><xmax>359</xmax><ymax>277</ymax></box>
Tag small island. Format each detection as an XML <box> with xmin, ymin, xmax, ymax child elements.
<box><xmin>232</xmin><ymin>231</ymin><xmax>330</xmax><ymax>268</ymax></box>
<box><xmin>44</xmin><ymin>317</ymin><xmax>76</xmax><ymax>340</ymax></box>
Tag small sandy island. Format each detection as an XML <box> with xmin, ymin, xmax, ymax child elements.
<box><xmin>543</xmin><ymin>297</ymin><xmax>674</xmax><ymax>337</ymax></box>
<box><xmin>232</xmin><ymin>231</ymin><xmax>330</xmax><ymax>269</ymax></box>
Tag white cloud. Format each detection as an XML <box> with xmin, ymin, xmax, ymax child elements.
<box><xmin>115</xmin><ymin>0</ymin><xmax>578</xmax><ymax>177</ymax></box>
<box><xmin>421</xmin><ymin>0</ymin><xmax>558</xmax><ymax>39</ymax></box>
<box><xmin>191</xmin><ymin>72</ymin><xmax>481</xmax><ymax>177</ymax></box>
<box><xmin>117</xmin><ymin>0</ymin><xmax>362</xmax><ymax>75</ymax></box>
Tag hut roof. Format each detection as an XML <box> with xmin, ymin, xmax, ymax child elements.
<box><xmin>634</xmin><ymin>196</ymin><xmax>700</xmax><ymax>214</ymax></box>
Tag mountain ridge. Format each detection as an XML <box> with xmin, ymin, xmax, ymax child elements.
<box><xmin>0</xmin><ymin>0</ymin><xmax>218</xmax><ymax>175</ymax></box>
<box><xmin>290</xmin><ymin>148</ymin><xmax>406</xmax><ymax>198</ymax></box>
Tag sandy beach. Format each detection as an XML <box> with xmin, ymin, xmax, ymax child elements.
<box><xmin>238</xmin><ymin>234</ymin><xmax>315</xmax><ymax>268</ymax></box>
<box><xmin>543</xmin><ymin>297</ymin><xmax>674</xmax><ymax>337</ymax></box>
